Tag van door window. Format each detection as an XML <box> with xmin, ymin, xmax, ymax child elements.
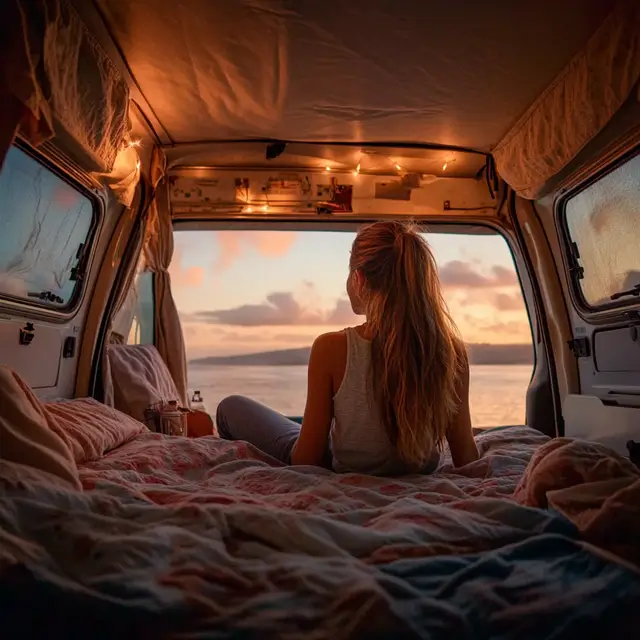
<box><xmin>563</xmin><ymin>152</ymin><xmax>639</xmax><ymax>309</ymax></box>
<box><xmin>170</xmin><ymin>227</ymin><xmax>533</xmax><ymax>428</ymax></box>
<box><xmin>0</xmin><ymin>146</ymin><xmax>95</xmax><ymax>310</ymax></box>
<box><xmin>111</xmin><ymin>255</ymin><xmax>155</xmax><ymax>345</ymax></box>
<box><xmin>126</xmin><ymin>271</ymin><xmax>155</xmax><ymax>345</ymax></box>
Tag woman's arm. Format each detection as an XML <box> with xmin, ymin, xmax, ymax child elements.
<box><xmin>446</xmin><ymin>358</ymin><xmax>479</xmax><ymax>468</ymax></box>
<box><xmin>290</xmin><ymin>334</ymin><xmax>335</xmax><ymax>466</ymax></box>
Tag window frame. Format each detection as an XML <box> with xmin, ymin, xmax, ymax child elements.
<box><xmin>0</xmin><ymin>140</ymin><xmax>103</xmax><ymax>319</ymax></box>
<box><xmin>555</xmin><ymin>145</ymin><xmax>640</xmax><ymax>319</ymax></box>
<box><xmin>173</xmin><ymin>217</ymin><xmax>505</xmax><ymax>236</ymax></box>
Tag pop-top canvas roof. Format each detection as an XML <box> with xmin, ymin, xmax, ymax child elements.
<box><xmin>96</xmin><ymin>0</ymin><xmax>611</xmax><ymax>152</ymax></box>
<box><xmin>6</xmin><ymin>0</ymin><xmax>637</xmax><ymax>195</ymax></box>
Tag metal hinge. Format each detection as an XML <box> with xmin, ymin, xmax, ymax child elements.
<box><xmin>568</xmin><ymin>336</ymin><xmax>590</xmax><ymax>358</ymax></box>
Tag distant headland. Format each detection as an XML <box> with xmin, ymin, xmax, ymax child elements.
<box><xmin>190</xmin><ymin>343</ymin><xmax>533</xmax><ymax>367</ymax></box>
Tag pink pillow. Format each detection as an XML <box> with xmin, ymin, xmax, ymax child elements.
<box><xmin>0</xmin><ymin>366</ymin><xmax>80</xmax><ymax>490</ymax></box>
<box><xmin>45</xmin><ymin>398</ymin><xmax>145</xmax><ymax>464</ymax></box>
<box><xmin>107</xmin><ymin>344</ymin><xmax>181</xmax><ymax>422</ymax></box>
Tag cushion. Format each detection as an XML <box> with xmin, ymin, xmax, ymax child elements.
<box><xmin>45</xmin><ymin>398</ymin><xmax>145</xmax><ymax>463</ymax></box>
<box><xmin>514</xmin><ymin>436</ymin><xmax>640</xmax><ymax>567</ymax></box>
<box><xmin>0</xmin><ymin>366</ymin><xmax>81</xmax><ymax>490</ymax></box>
<box><xmin>513</xmin><ymin>437</ymin><xmax>638</xmax><ymax>508</ymax></box>
<box><xmin>107</xmin><ymin>343</ymin><xmax>181</xmax><ymax>422</ymax></box>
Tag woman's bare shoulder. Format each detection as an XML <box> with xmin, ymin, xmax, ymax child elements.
<box><xmin>312</xmin><ymin>330</ymin><xmax>348</xmax><ymax>352</ymax></box>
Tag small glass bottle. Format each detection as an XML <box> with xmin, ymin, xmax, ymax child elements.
<box><xmin>191</xmin><ymin>390</ymin><xmax>206</xmax><ymax>412</ymax></box>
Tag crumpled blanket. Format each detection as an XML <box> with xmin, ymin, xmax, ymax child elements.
<box><xmin>1</xmin><ymin>425</ymin><xmax>639</xmax><ymax>638</ymax></box>
<box><xmin>78</xmin><ymin>425</ymin><xmax>549</xmax><ymax>514</ymax></box>
<box><xmin>514</xmin><ymin>437</ymin><xmax>640</xmax><ymax>566</ymax></box>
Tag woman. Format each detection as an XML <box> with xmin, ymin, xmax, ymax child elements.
<box><xmin>216</xmin><ymin>220</ymin><xmax>478</xmax><ymax>474</ymax></box>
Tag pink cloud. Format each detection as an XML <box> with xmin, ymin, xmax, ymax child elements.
<box><xmin>493</xmin><ymin>292</ymin><xmax>525</xmax><ymax>311</ymax></box>
<box><xmin>169</xmin><ymin>249</ymin><xmax>205</xmax><ymax>287</ymax></box>
<box><xmin>194</xmin><ymin>291</ymin><xmax>358</xmax><ymax>327</ymax></box>
<box><xmin>214</xmin><ymin>231</ymin><xmax>297</xmax><ymax>270</ymax></box>
<box><xmin>438</xmin><ymin>261</ymin><xmax>518</xmax><ymax>289</ymax></box>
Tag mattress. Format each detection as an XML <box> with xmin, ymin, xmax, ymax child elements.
<box><xmin>1</xmin><ymin>425</ymin><xmax>639</xmax><ymax>639</ymax></box>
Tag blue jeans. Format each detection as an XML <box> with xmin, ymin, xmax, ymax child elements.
<box><xmin>216</xmin><ymin>395</ymin><xmax>332</xmax><ymax>467</ymax></box>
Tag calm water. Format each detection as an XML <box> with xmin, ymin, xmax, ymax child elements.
<box><xmin>188</xmin><ymin>364</ymin><xmax>532</xmax><ymax>429</ymax></box>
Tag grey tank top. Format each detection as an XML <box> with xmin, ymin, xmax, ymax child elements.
<box><xmin>331</xmin><ymin>327</ymin><xmax>439</xmax><ymax>476</ymax></box>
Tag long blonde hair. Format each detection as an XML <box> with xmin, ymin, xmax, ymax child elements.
<box><xmin>350</xmin><ymin>220</ymin><xmax>467</xmax><ymax>468</ymax></box>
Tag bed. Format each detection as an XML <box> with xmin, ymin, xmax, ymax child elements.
<box><xmin>1</xmin><ymin>370</ymin><xmax>639</xmax><ymax>639</ymax></box>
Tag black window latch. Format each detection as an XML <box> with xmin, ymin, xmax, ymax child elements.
<box><xmin>567</xmin><ymin>336</ymin><xmax>590</xmax><ymax>358</ymax></box>
<box><xmin>611</xmin><ymin>283</ymin><xmax>640</xmax><ymax>301</ymax></box>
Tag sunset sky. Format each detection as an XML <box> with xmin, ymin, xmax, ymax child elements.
<box><xmin>169</xmin><ymin>229</ymin><xmax>532</xmax><ymax>359</ymax></box>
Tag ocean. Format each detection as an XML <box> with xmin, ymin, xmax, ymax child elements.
<box><xmin>188</xmin><ymin>364</ymin><xmax>533</xmax><ymax>429</ymax></box>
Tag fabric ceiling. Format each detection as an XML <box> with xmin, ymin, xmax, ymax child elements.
<box><xmin>96</xmin><ymin>0</ymin><xmax>613</xmax><ymax>151</ymax></box>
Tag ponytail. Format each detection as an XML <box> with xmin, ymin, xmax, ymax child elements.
<box><xmin>351</xmin><ymin>221</ymin><xmax>466</xmax><ymax>468</ymax></box>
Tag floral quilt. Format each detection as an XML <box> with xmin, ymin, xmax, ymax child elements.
<box><xmin>1</xmin><ymin>425</ymin><xmax>638</xmax><ymax>639</ymax></box>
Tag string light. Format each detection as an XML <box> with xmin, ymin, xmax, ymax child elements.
<box><xmin>442</xmin><ymin>162</ymin><xmax>448</xmax><ymax>171</ymax></box>
<box><xmin>245</xmin><ymin>206</ymin><xmax>253</xmax><ymax>213</ymax></box>
<box><xmin>325</xmin><ymin>166</ymin><xmax>332</xmax><ymax>172</ymax></box>
<box><xmin>262</xmin><ymin>204</ymin><xmax>269</xmax><ymax>212</ymax></box>
<box><xmin>395</xmin><ymin>163</ymin><xmax>402</xmax><ymax>172</ymax></box>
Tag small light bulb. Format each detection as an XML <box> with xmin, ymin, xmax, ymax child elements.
<box><xmin>442</xmin><ymin>162</ymin><xmax>448</xmax><ymax>171</ymax></box>
<box><xmin>245</xmin><ymin>206</ymin><xmax>253</xmax><ymax>213</ymax></box>
<box><xmin>395</xmin><ymin>164</ymin><xmax>402</xmax><ymax>171</ymax></box>
<box><xmin>356</xmin><ymin>163</ymin><xmax>361</xmax><ymax>173</ymax></box>
<box><xmin>262</xmin><ymin>204</ymin><xmax>269</xmax><ymax>212</ymax></box>
<box><xmin>325</xmin><ymin>166</ymin><xmax>332</xmax><ymax>172</ymax></box>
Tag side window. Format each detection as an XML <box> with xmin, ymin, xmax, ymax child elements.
<box><xmin>126</xmin><ymin>271</ymin><xmax>155</xmax><ymax>345</ymax></box>
<box><xmin>563</xmin><ymin>151</ymin><xmax>639</xmax><ymax>309</ymax></box>
<box><xmin>0</xmin><ymin>146</ymin><xmax>95</xmax><ymax>310</ymax></box>
<box><xmin>112</xmin><ymin>261</ymin><xmax>155</xmax><ymax>345</ymax></box>
<box><xmin>170</xmin><ymin>227</ymin><xmax>533</xmax><ymax>428</ymax></box>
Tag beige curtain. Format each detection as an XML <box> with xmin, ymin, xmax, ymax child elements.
<box><xmin>0</xmin><ymin>1</ymin><xmax>54</xmax><ymax>160</ymax></box>
<box><xmin>494</xmin><ymin>0</ymin><xmax>640</xmax><ymax>199</ymax></box>
<box><xmin>143</xmin><ymin>148</ymin><xmax>190</xmax><ymax>407</ymax></box>
<box><xmin>1</xmin><ymin>0</ymin><xmax>129</xmax><ymax>173</ymax></box>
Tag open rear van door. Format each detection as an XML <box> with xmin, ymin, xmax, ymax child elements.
<box><xmin>554</xmin><ymin>143</ymin><xmax>640</xmax><ymax>458</ymax></box>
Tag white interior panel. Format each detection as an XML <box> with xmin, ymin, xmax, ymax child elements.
<box><xmin>563</xmin><ymin>394</ymin><xmax>640</xmax><ymax>456</ymax></box>
<box><xmin>0</xmin><ymin>317</ymin><xmax>65</xmax><ymax>389</ymax></box>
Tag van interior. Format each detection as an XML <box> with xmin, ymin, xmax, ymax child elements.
<box><xmin>1</xmin><ymin>0</ymin><xmax>639</xmax><ymax>637</ymax></box>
